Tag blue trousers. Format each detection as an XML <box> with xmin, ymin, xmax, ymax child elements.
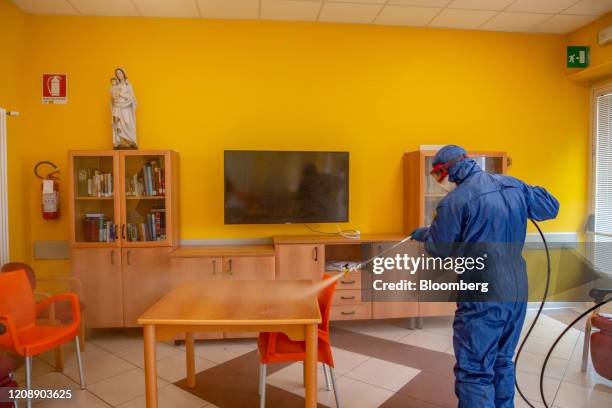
<box><xmin>453</xmin><ymin>302</ymin><xmax>527</xmax><ymax>408</ymax></box>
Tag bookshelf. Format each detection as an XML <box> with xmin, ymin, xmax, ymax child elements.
<box><xmin>69</xmin><ymin>150</ymin><xmax>178</xmax><ymax>328</ymax></box>
<box><xmin>68</xmin><ymin>150</ymin><xmax>178</xmax><ymax>247</ymax></box>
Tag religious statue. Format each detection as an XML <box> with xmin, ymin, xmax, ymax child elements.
<box><xmin>110</xmin><ymin>68</ymin><xmax>138</xmax><ymax>149</ymax></box>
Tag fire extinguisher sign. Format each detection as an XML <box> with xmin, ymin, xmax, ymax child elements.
<box><xmin>42</xmin><ymin>73</ymin><xmax>67</xmax><ymax>104</ymax></box>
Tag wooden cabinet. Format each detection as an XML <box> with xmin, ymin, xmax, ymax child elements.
<box><xmin>225</xmin><ymin>256</ymin><xmax>275</xmax><ymax>280</ymax></box>
<box><xmin>122</xmin><ymin>247</ymin><xmax>172</xmax><ymax>327</ymax></box>
<box><xmin>168</xmin><ymin>250</ymin><xmax>276</xmax><ymax>339</ymax></box>
<box><xmin>275</xmin><ymin>244</ymin><xmax>324</xmax><ymax>280</ymax></box>
<box><xmin>71</xmin><ymin>248</ymin><xmax>123</xmax><ymax>328</ymax></box>
<box><xmin>69</xmin><ymin>150</ymin><xmax>178</xmax><ymax>328</ymax></box>
<box><xmin>371</xmin><ymin>242</ymin><xmax>418</xmax><ymax>319</ymax></box>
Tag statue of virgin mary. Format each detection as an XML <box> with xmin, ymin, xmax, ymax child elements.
<box><xmin>110</xmin><ymin>68</ymin><xmax>138</xmax><ymax>149</ymax></box>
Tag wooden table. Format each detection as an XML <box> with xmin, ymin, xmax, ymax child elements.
<box><xmin>137</xmin><ymin>280</ymin><xmax>322</xmax><ymax>408</ymax></box>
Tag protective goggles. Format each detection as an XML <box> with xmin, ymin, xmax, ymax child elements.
<box><xmin>430</xmin><ymin>154</ymin><xmax>467</xmax><ymax>182</ymax></box>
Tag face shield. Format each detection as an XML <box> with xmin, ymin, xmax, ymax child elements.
<box><xmin>429</xmin><ymin>155</ymin><xmax>465</xmax><ymax>192</ymax></box>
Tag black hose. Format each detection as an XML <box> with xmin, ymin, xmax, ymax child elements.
<box><xmin>514</xmin><ymin>219</ymin><xmax>551</xmax><ymax>408</ymax></box>
<box><xmin>538</xmin><ymin>297</ymin><xmax>611</xmax><ymax>407</ymax></box>
<box><xmin>515</xmin><ymin>220</ymin><xmax>612</xmax><ymax>407</ymax></box>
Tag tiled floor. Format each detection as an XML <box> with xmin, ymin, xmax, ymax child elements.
<box><xmin>11</xmin><ymin>307</ymin><xmax>611</xmax><ymax>408</ymax></box>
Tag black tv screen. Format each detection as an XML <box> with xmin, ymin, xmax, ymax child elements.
<box><xmin>224</xmin><ymin>151</ymin><xmax>349</xmax><ymax>224</ymax></box>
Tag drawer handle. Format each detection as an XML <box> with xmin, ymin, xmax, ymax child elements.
<box><xmin>341</xmin><ymin>311</ymin><xmax>356</xmax><ymax>315</ymax></box>
<box><xmin>341</xmin><ymin>296</ymin><xmax>356</xmax><ymax>300</ymax></box>
<box><xmin>341</xmin><ymin>280</ymin><xmax>356</xmax><ymax>284</ymax></box>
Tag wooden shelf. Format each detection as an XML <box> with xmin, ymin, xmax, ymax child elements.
<box><xmin>75</xmin><ymin>196</ymin><xmax>114</xmax><ymax>200</ymax></box>
<box><xmin>125</xmin><ymin>195</ymin><xmax>165</xmax><ymax>200</ymax></box>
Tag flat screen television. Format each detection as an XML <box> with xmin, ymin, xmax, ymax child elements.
<box><xmin>224</xmin><ymin>150</ymin><xmax>349</xmax><ymax>224</ymax></box>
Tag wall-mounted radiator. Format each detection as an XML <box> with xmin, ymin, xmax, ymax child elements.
<box><xmin>0</xmin><ymin>108</ymin><xmax>10</xmax><ymax>265</ymax></box>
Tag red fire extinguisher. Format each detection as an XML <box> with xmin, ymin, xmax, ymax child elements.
<box><xmin>34</xmin><ymin>161</ymin><xmax>60</xmax><ymax>220</ymax></box>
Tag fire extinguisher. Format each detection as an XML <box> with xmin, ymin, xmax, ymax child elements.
<box><xmin>34</xmin><ymin>161</ymin><xmax>60</xmax><ymax>220</ymax></box>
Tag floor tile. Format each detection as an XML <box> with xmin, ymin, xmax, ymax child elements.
<box><xmin>344</xmin><ymin>357</ymin><xmax>420</xmax><ymax>391</ymax></box>
<box><xmin>524</xmin><ymin>324</ymin><xmax>580</xmax><ymax>344</ymax></box>
<box><xmin>554</xmin><ymin>381</ymin><xmax>612</xmax><ymax>408</ymax></box>
<box><xmin>562</xmin><ymin>359</ymin><xmax>612</xmax><ymax>390</ymax></box>
<box><xmin>14</xmin><ymin>357</ymin><xmax>55</xmax><ymax>383</ymax></box>
<box><xmin>88</xmin><ymin>368</ymin><xmax>169</xmax><ymax>406</ymax></box>
<box><xmin>43</xmin><ymin>342</ymin><xmax>136</xmax><ymax>386</ymax></box>
<box><xmin>417</xmin><ymin>317</ymin><xmax>454</xmax><ymax>336</ymax></box>
<box><xmin>398</xmin><ymin>371</ymin><xmax>456</xmax><ymax>408</ymax></box>
<box><xmin>378</xmin><ymin>392</ymin><xmax>444</xmax><ymax>408</ymax></box>
<box><xmin>514</xmin><ymin>371</ymin><xmax>560</xmax><ymax>404</ymax></box>
<box><xmin>329</xmin><ymin>376</ymin><xmax>395</xmax><ymax>408</ymax></box>
<box><xmin>192</xmin><ymin>339</ymin><xmax>256</xmax><ymax>364</ymax></box>
<box><xmin>156</xmin><ymin>353</ymin><xmax>217</xmax><ymax>383</ymax></box>
<box><xmin>90</xmin><ymin>330</ymin><xmax>145</xmax><ymax>354</ymax></box>
<box><xmin>520</xmin><ymin>335</ymin><xmax>575</xmax><ymax>359</ymax></box>
<box><xmin>34</xmin><ymin>390</ymin><xmax>111</xmax><ymax>408</ymax></box>
<box><xmin>397</xmin><ymin>331</ymin><xmax>452</xmax><ymax>352</ymax></box>
<box><xmin>28</xmin><ymin>371</ymin><xmax>79</xmax><ymax>390</ymax></box>
<box><xmin>117</xmin><ymin>383</ymin><xmax>209</xmax><ymax>408</ymax></box>
<box><xmin>114</xmin><ymin>342</ymin><xmax>183</xmax><ymax>368</ymax></box>
<box><xmin>333</xmin><ymin>320</ymin><xmax>413</xmax><ymax>341</ymax></box>
<box><xmin>266</xmin><ymin>361</ymin><xmax>339</xmax><ymax>403</ymax></box>
<box><xmin>330</xmin><ymin>347</ymin><xmax>371</xmax><ymax>375</ymax></box>
<box><xmin>515</xmin><ymin>351</ymin><xmax>569</xmax><ymax>380</ymax></box>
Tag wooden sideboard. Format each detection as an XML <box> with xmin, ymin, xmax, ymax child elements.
<box><xmin>75</xmin><ymin>233</ymin><xmax>455</xmax><ymax>331</ymax></box>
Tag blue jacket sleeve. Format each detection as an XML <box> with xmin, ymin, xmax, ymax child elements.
<box><xmin>524</xmin><ymin>185</ymin><xmax>559</xmax><ymax>221</ymax></box>
<box><xmin>424</xmin><ymin>199</ymin><xmax>464</xmax><ymax>257</ymax></box>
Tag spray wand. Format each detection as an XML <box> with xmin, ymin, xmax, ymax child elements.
<box><xmin>339</xmin><ymin>234</ymin><xmax>414</xmax><ymax>277</ymax></box>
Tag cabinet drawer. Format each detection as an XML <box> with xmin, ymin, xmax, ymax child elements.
<box><xmin>330</xmin><ymin>304</ymin><xmax>371</xmax><ymax>321</ymax></box>
<box><xmin>332</xmin><ymin>289</ymin><xmax>361</xmax><ymax>305</ymax></box>
<box><xmin>336</xmin><ymin>271</ymin><xmax>362</xmax><ymax>290</ymax></box>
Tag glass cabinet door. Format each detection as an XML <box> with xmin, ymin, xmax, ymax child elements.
<box><xmin>120</xmin><ymin>151</ymin><xmax>170</xmax><ymax>246</ymax></box>
<box><xmin>422</xmin><ymin>153</ymin><xmax>506</xmax><ymax>226</ymax></box>
<box><xmin>70</xmin><ymin>153</ymin><xmax>119</xmax><ymax>245</ymax></box>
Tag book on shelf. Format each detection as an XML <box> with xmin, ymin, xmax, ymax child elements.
<box><xmin>125</xmin><ymin>160</ymin><xmax>165</xmax><ymax>197</ymax></box>
<box><xmin>83</xmin><ymin>213</ymin><xmax>116</xmax><ymax>242</ymax></box>
<box><xmin>78</xmin><ymin>168</ymin><xmax>113</xmax><ymax>197</ymax></box>
<box><xmin>126</xmin><ymin>208</ymin><xmax>166</xmax><ymax>242</ymax></box>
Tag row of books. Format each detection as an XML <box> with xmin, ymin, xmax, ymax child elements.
<box><xmin>125</xmin><ymin>161</ymin><xmax>165</xmax><ymax>197</ymax></box>
<box><xmin>83</xmin><ymin>213</ymin><xmax>117</xmax><ymax>242</ymax></box>
<box><xmin>78</xmin><ymin>169</ymin><xmax>113</xmax><ymax>197</ymax></box>
<box><xmin>126</xmin><ymin>210</ymin><xmax>167</xmax><ymax>242</ymax></box>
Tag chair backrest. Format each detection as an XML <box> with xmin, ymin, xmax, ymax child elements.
<box><xmin>318</xmin><ymin>274</ymin><xmax>338</xmax><ymax>334</ymax></box>
<box><xmin>1</xmin><ymin>262</ymin><xmax>36</xmax><ymax>290</ymax></box>
<box><xmin>0</xmin><ymin>271</ymin><xmax>36</xmax><ymax>341</ymax></box>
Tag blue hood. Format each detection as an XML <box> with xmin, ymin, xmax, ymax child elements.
<box><xmin>448</xmin><ymin>157</ymin><xmax>481</xmax><ymax>184</ymax></box>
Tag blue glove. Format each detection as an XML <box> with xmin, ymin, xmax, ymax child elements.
<box><xmin>410</xmin><ymin>227</ymin><xmax>429</xmax><ymax>242</ymax></box>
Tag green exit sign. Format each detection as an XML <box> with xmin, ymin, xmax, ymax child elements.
<box><xmin>567</xmin><ymin>46</ymin><xmax>589</xmax><ymax>68</ymax></box>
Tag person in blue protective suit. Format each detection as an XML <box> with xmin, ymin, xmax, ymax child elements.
<box><xmin>410</xmin><ymin>145</ymin><xmax>559</xmax><ymax>408</ymax></box>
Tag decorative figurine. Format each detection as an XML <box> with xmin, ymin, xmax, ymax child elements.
<box><xmin>110</xmin><ymin>68</ymin><xmax>138</xmax><ymax>149</ymax></box>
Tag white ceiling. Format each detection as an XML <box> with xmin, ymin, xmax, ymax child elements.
<box><xmin>11</xmin><ymin>0</ymin><xmax>612</xmax><ymax>34</ymax></box>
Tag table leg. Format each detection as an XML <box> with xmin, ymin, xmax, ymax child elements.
<box><xmin>144</xmin><ymin>325</ymin><xmax>158</xmax><ymax>408</ymax></box>
<box><xmin>304</xmin><ymin>324</ymin><xmax>317</xmax><ymax>408</ymax></box>
<box><xmin>186</xmin><ymin>332</ymin><xmax>196</xmax><ymax>388</ymax></box>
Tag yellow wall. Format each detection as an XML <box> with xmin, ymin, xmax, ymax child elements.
<box><xmin>568</xmin><ymin>11</ymin><xmax>612</xmax><ymax>70</ymax></box>
<box><xmin>3</xmin><ymin>4</ymin><xmax>594</xmax><ymax>276</ymax></box>
<box><xmin>0</xmin><ymin>0</ymin><xmax>29</xmax><ymax>262</ymax></box>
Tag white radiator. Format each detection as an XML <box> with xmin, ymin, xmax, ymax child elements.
<box><xmin>0</xmin><ymin>108</ymin><xmax>9</xmax><ymax>265</ymax></box>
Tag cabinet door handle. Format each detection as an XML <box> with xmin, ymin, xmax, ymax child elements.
<box><xmin>227</xmin><ymin>259</ymin><xmax>232</xmax><ymax>276</ymax></box>
<box><xmin>212</xmin><ymin>260</ymin><xmax>217</xmax><ymax>275</ymax></box>
<box><xmin>341</xmin><ymin>311</ymin><xmax>356</xmax><ymax>315</ymax></box>
<box><xmin>341</xmin><ymin>280</ymin><xmax>356</xmax><ymax>285</ymax></box>
<box><xmin>121</xmin><ymin>224</ymin><xmax>126</xmax><ymax>240</ymax></box>
<box><xmin>127</xmin><ymin>250</ymin><xmax>131</xmax><ymax>266</ymax></box>
<box><xmin>341</xmin><ymin>296</ymin><xmax>356</xmax><ymax>300</ymax></box>
<box><xmin>378</xmin><ymin>245</ymin><xmax>383</xmax><ymax>254</ymax></box>
<box><xmin>313</xmin><ymin>246</ymin><xmax>318</xmax><ymax>262</ymax></box>
<box><xmin>110</xmin><ymin>250</ymin><xmax>115</xmax><ymax>265</ymax></box>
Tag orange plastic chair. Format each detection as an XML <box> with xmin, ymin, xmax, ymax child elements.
<box><xmin>0</xmin><ymin>271</ymin><xmax>85</xmax><ymax>408</ymax></box>
<box><xmin>257</xmin><ymin>274</ymin><xmax>339</xmax><ymax>408</ymax></box>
